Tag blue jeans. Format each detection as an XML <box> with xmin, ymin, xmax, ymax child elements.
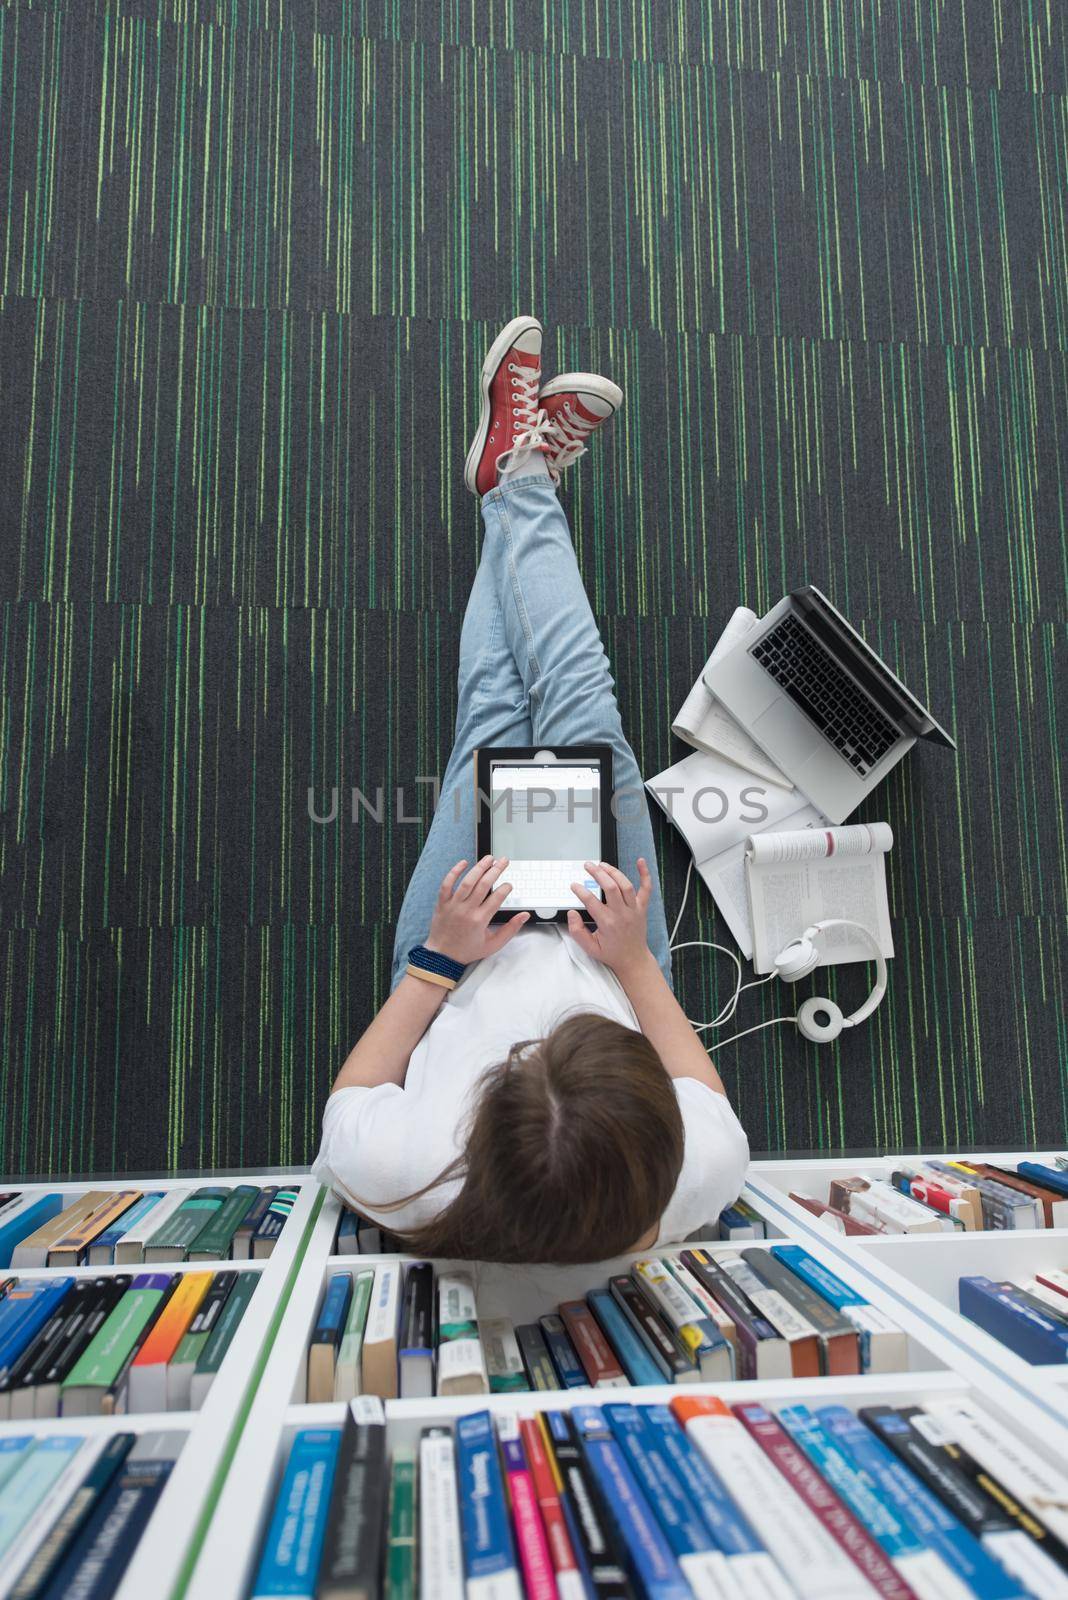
<box><xmin>390</xmin><ymin>474</ymin><xmax>672</xmax><ymax>988</ymax></box>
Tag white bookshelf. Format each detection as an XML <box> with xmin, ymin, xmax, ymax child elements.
<box><xmin>4</xmin><ymin>1154</ymin><xmax>1068</xmax><ymax>1600</ymax></box>
<box><xmin>0</xmin><ymin>1172</ymin><xmax>320</xmax><ymax>1600</ymax></box>
<box><xmin>185</xmin><ymin>1156</ymin><xmax>1068</xmax><ymax>1600</ymax></box>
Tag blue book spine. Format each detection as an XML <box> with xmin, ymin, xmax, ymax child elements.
<box><xmin>639</xmin><ymin>1405</ymin><xmax>768</xmax><ymax>1558</ymax></box>
<box><xmin>316</xmin><ymin>1274</ymin><xmax>353</xmax><ymax>1339</ymax></box>
<box><xmin>455</xmin><ymin>1410</ymin><xmax>519</xmax><ymax>1593</ymax></box>
<box><xmin>0</xmin><ymin>1280</ymin><xmax>74</xmax><ymax>1379</ymax></box>
<box><xmin>539</xmin><ymin>1315</ymin><xmax>588</xmax><ymax>1389</ymax></box>
<box><xmin>1018</xmin><ymin>1162</ymin><xmax>1068</xmax><ymax>1198</ymax></box>
<box><xmin>959</xmin><ymin>1275</ymin><xmax>1068</xmax><ymax>1363</ymax></box>
<box><xmin>252</xmin><ymin>1428</ymin><xmax>342</xmax><ymax>1599</ymax></box>
<box><xmin>769</xmin><ymin>1244</ymin><xmax>867</xmax><ymax>1309</ymax></box>
<box><xmin>816</xmin><ymin>1405</ymin><xmax>1028</xmax><ymax>1600</ymax></box>
<box><xmin>572</xmin><ymin>1405</ymin><xmax>690</xmax><ymax>1600</ymax></box>
<box><xmin>603</xmin><ymin>1404</ymin><xmax>713</xmax><ymax>1558</ymax></box>
<box><xmin>92</xmin><ymin>1194</ymin><xmax>164</xmax><ymax>1259</ymax></box>
<box><xmin>586</xmin><ymin>1291</ymin><xmax>663</xmax><ymax>1387</ymax></box>
<box><xmin>39</xmin><ymin>1454</ymin><xmax>177</xmax><ymax>1600</ymax></box>
<box><xmin>778</xmin><ymin>1404</ymin><xmax>923</xmax><ymax>1561</ymax></box>
<box><xmin>0</xmin><ymin>1197</ymin><xmax>64</xmax><ymax>1271</ymax></box>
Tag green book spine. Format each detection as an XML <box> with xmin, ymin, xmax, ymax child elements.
<box><xmin>187</xmin><ymin>1186</ymin><xmax>259</xmax><ymax>1257</ymax></box>
<box><xmin>193</xmin><ymin>1273</ymin><xmax>257</xmax><ymax>1378</ymax></box>
<box><xmin>384</xmin><ymin>1444</ymin><xmax>417</xmax><ymax>1600</ymax></box>
<box><xmin>336</xmin><ymin>1270</ymin><xmax>374</xmax><ymax>1369</ymax></box>
<box><xmin>172</xmin><ymin>1328</ymin><xmax>210</xmax><ymax>1368</ymax></box>
<box><xmin>145</xmin><ymin>1189</ymin><xmax>229</xmax><ymax>1252</ymax></box>
<box><xmin>61</xmin><ymin>1282</ymin><xmax>167</xmax><ymax>1389</ymax></box>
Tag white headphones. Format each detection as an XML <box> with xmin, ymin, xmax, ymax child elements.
<box><xmin>669</xmin><ymin>862</ymin><xmax>888</xmax><ymax>1048</ymax></box>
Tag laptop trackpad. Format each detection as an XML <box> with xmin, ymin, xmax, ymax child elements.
<box><xmin>753</xmin><ymin>698</ymin><xmax>823</xmax><ymax>769</ymax></box>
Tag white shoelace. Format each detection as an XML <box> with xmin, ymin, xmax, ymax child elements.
<box><xmin>495</xmin><ymin>362</ymin><xmax>554</xmax><ymax>476</ymax></box>
<box><xmin>546</xmin><ymin>401</ymin><xmax>597</xmax><ymax>478</ymax></box>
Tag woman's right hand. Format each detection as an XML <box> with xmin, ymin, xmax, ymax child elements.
<box><xmin>425</xmin><ymin>857</ymin><xmax>529</xmax><ymax>966</ymax></box>
<box><xmin>566</xmin><ymin>858</ymin><xmax>655</xmax><ymax>979</ymax></box>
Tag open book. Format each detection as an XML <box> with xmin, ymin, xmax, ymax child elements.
<box><xmin>745</xmin><ymin>822</ymin><xmax>895</xmax><ymax>974</ymax></box>
<box><xmin>671</xmin><ymin>606</ymin><xmax>794</xmax><ymax>789</ymax></box>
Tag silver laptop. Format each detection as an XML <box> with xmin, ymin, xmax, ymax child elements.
<box><xmin>702</xmin><ymin>586</ymin><xmax>955</xmax><ymax>823</ymax></box>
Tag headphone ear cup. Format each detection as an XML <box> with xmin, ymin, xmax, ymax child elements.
<box><xmin>774</xmin><ymin>936</ymin><xmax>820</xmax><ymax>983</ymax></box>
<box><xmin>796</xmin><ymin>996</ymin><xmax>845</xmax><ymax>1043</ymax></box>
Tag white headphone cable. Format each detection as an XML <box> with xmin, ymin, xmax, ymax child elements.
<box><xmin>668</xmin><ymin>859</ymin><xmax>782</xmax><ymax>1033</ymax></box>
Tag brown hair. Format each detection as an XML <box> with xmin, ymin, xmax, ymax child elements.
<box><xmin>379</xmin><ymin>1014</ymin><xmax>684</xmax><ymax>1265</ymax></box>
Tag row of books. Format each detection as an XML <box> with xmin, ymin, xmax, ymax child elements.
<box><xmin>306</xmin><ymin>1244</ymin><xmax>908</xmax><ymax>1404</ymax></box>
<box><xmin>0</xmin><ymin>1269</ymin><xmax>257</xmax><ymax>1416</ymax></box>
<box><xmin>254</xmin><ymin>1389</ymin><xmax>1068</xmax><ymax>1600</ymax></box>
<box><xmin>0</xmin><ymin>1184</ymin><xmax>298</xmax><ymax>1269</ymax></box>
<box><xmin>791</xmin><ymin>1156</ymin><xmax>1068</xmax><ymax>1236</ymax></box>
<box><xmin>960</xmin><ymin>1268</ymin><xmax>1068</xmax><ymax>1364</ymax></box>
<box><xmin>332</xmin><ymin>1198</ymin><xmax>767</xmax><ymax>1259</ymax></box>
<box><xmin>0</xmin><ymin>1429</ymin><xmax>181</xmax><ymax>1600</ymax></box>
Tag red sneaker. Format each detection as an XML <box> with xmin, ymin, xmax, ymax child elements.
<box><xmin>464</xmin><ymin>316</ymin><xmax>553</xmax><ymax>496</ymax></box>
<box><xmin>539</xmin><ymin>373</ymin><xmax>624</xmax><ymax>481</ymax></box>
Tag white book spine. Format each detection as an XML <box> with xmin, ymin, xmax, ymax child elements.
<box><xmin>437</xmin><ymin>1273</ymin><xmax>479</xmax><ymax>1332</ymax></box>
<box><xmin>718</xmin><ymin>1258</ymin><xmax>812</xmax><ymax>1342</ymax></box>
<box><xmin>722</xmin><ymin>1549</ymin><xmax>799</xmax><ymax>1600</ymax></box>
<box><xmin>420</xmin><ymin>1433</ymin><xmax>465</xmax><ymax>1600</ymax></box>
<box><xmin>841</xmin><ymin>1304</ymin><xmax>908</xmax><ymax>1373</ymax></box>
<box><xmin>116</xmin><ymin>1188</ymin><xmax>189</xmax><ymax>1260</ymax></box>
<box><xmin>364</xmin><ymin>1263</ymin><xmax>401</xmax><ymax>1346</ymax></box>
<box><xmin>683</xmin><ymin>1412</ymin><xmax>880</xmax><ymax>1600</ymax></box>
<box><xmin>983</xmin><ymin>1529</ymin><xmax>1068</xmax><ymax>1599</ymax></box>
<box><xmin>664</xmin><ymin>1258</ymin><xmax>737</xmax><ymax>1337</ymax></box>
<box><xmin>923</xmin><ymin>1399</ymin><xmax>1068</xmax><ymax>1548</ymax></box>
<box><xmin>436</xmin><ymin>1337</ymin><xmax>488</xmax><ymax>1395</ymax></box>
<box><xmin>679</xmin><ymin>1549</ymin><xmax>734</xmax><ymax>1600</ymax></box>
<box><xmin>633</xmin><ymin>1260</ymin><xmax>704</xmax><ymax>1335</ymax></box>
<box><xmin>895</xmin><ymin>1549</ymin><xmax>974</xmax><ymax>1600</ymax></box>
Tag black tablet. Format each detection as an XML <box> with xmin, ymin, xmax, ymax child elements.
<box><xmin>473</xmin><ymin>746</ymin><xmax>617</xmax><ymax>924</ymax></box>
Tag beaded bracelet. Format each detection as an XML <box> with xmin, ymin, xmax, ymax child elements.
<box><xmin>406</xmin><ymin>944</ymin><xmax>466</xmax><ymax>991</ymax></box>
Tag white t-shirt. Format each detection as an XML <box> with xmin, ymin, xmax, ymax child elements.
<box><xmin>311</xmin><ymin>927</ymin><xmax>750</xmax><ymax>1247</ymax></box>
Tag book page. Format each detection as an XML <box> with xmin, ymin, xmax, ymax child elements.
<box><xmin>697</xmin><ymin>803</ymin><xmax>828</xmax><ymax>959</ymax></box>
<box><xmin>747</xmin><ymin>821</ymin><xmax>894</xmax><ymax>866</ymax></box>
<box><xmin>645</xmin><ymin>749</ymin><xmax>807</xmax><ymax>868</ymax></box>
<box><xmin>672</xmin><ymin>607</ymin><xmax>794</xmax><ymax>790</ymax></box>
<box><xmin>744</xmin><ymin>838</ymin><xmax>895</xmax><ymax>974</ymax></box>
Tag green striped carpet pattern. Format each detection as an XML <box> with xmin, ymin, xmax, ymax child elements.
<box><xmin>0</xmin><ymin>1</ymin><xmax>1065</xmax><ymax>1172</ymax></box>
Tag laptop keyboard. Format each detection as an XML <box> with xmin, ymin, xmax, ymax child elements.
<box><xmin>500</xmin><ymin>861</ymin><xmax>601</xmax><ymax>910</ymax></box>
<box><xmin>750</xmin><ymin>614</ymin><xmax>899</xmax><ymax>775</ymax></box>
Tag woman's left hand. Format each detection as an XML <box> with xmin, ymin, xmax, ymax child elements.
<box><xmin>425</xmin><ymin>857</ymin><xmax>530</xmax><ymax>966</ymax></box>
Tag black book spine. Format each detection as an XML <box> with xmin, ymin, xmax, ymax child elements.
<box><xmin>546</xmin><ymin>1412</ymin><xmax>633</xmax><ymax>1600</ymax></box>
<box><xmin>739</xmin><ymin>1247</ymin><xmax>854</xmax><ymax>1338</ymax></box>
<box><xmin>608</xmin><ymin>1277</ymin><xmax>684</xmax><ymax>1380</ymax></box>
<box><xmin>680</xmin><ymin>1251</ymin><xmax>771</xmax><ymax>1340</ymax></box>
<box><xmin>400</xmin><ymin>1264</ymin><xmax>434</xmax><ymax>1352</ymax></box>
<box><xmin>42</xmin><ymin>1277</ymin><xmax>130</xmax><ymax>1386</ymax></box>
<box><xmin>860</xmin><ymin>1406</ymin><xmax>1013</xmax><ymax>1537</ymax></box>
<box><xmin>315</xmin><ymin>1414</ymin><xmax>387</xmax><ymax>1600</ymax></box>
<box><xmin>515</xmin><ymin>1324</ymin><xmax>558</xmax><ymax>1391</ymax></box>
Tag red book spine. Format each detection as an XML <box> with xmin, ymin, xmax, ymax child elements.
<box><xmin>559</xmin><ymin>1301</ymin><xmax>625</xmax><ymax>1386</ymax></box>
<box><xmin>519</xmin><ymin>1417</ymin><xmax>582</xmax><ymax>1597</ymax></box>
<box><xmin>732</xmin><ymin>1403</ymin><xmax>918</xmax><ymax>1600</ymax></box>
